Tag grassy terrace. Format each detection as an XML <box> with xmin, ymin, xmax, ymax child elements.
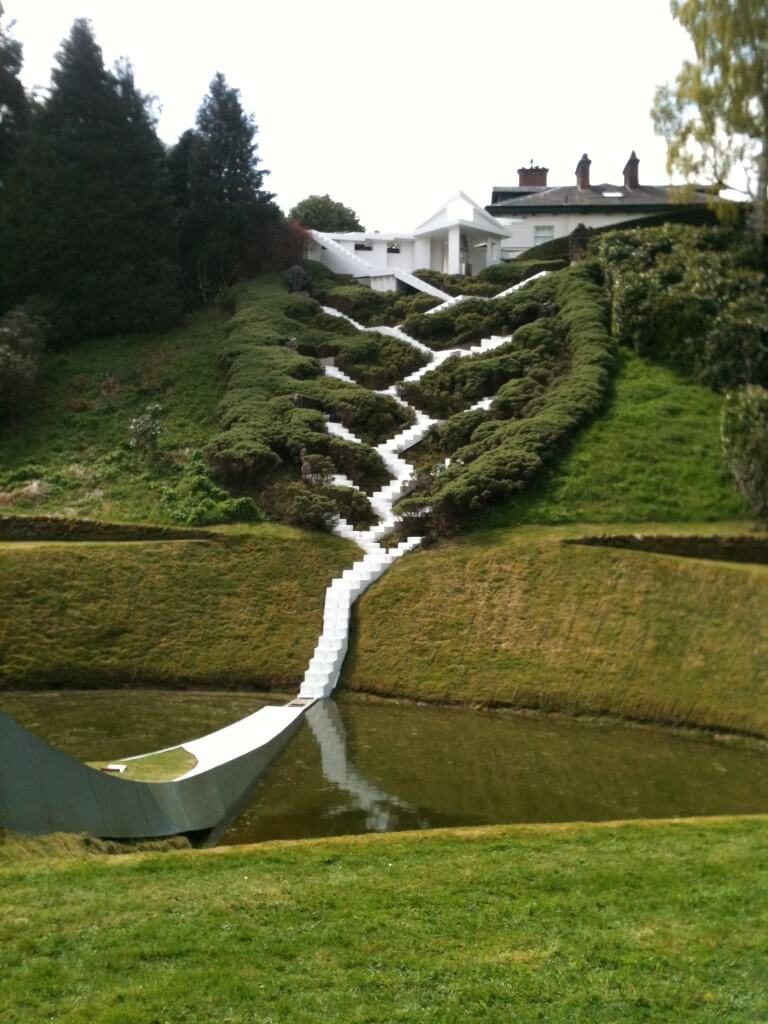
<box><xmin>481</xmin><ymin>349</ymin><xmax>748</xmax><ymax>528</ymax></box>
<box><xmin>344</xmin><ymin>523</ymin><xmax>768</xmax><ymax>735</ymax></box>
<box><xmin>1</xmin><ymin>817</ymin><xmax>767</xmax><ymax>1022</ymax></box>
<box><xmin>0</xmin><ymin>527</ymin><xmax>355</xmax><ymax>690</ymax></box>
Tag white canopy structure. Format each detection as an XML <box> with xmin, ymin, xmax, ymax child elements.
<box><xmin>306</xmin><ymin>191</ymin><xmax>510</xmax><ymax>293</ymax></box>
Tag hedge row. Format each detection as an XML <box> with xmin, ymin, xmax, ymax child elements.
<box><xmin>398</xmin><ymin>262</ymin><xmax>615</xmax><ymax>531</ymax></box>
<box><xmin>402</xmin><ymin>273</ymin><xmax>555</xmax><ymax>350</ymax></box>
<box><xmin>205</xmin><ymin>277</ymin><xmax>413</xmax><ymax>518</ymax></box>
<box><xmin>596</xmin><ymin>223</ymin><xmax>768</xmax><ymax>391</ymax></box>
<box><xmin>414</xmin><ymin>259</ymin><xmax>567</xmax><ymax>298</ymax></box>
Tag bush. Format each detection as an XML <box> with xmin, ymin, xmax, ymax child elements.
<box><xmin>0</xmin><ymin>308</ymin><xmax>47</xmax><ymax>423</ymax></box>
<box><xmin>721</xmin><ymin>386</ymin><xmax>768</xmax><ymax>521</ymax></box>
<box><xmin>597</xmin><ymin>223</ymin><xmax>768</xmax><ymax>390</ymax></box>
<box><xmin>128</xmin><ymin>403</ymin><xmax>164</xmax><ymax>460</ymax></box>
<box><xmin>161</xmin><ymin>452</ymin><xmax>263</xmax><ymax>525</ymax></box>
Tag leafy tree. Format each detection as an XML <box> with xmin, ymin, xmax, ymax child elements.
<box><xmin>652</xmin><ymin>0</ymin><xmax>768</xmax><ymax>239</ymax></box>
<box><xmin>721</xmin><ymin>385</ymin><xmax>768</xmax><ymax>519</ymax></box>
<box><xmin>0</xmin><ymin>14</ymin><xmax>27</xmax><ymax>182</ymax></box>
<box><xmin>170</xmin><ymin>73</ymin><xmax>282</xmax><ymax>301</ymax></box>
<box><xmin>289</xmin><ymin>194</ymin><xmax>364</xmax><ymax>232</ymax></box>
<box><xmin>0</xmin><ymin>19</ymin><xmax>182</xmax><ymax>341</ymax></box>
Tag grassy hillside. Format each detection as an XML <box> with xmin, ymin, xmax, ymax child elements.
<box><xmin>480</xmin><ymin>350</ymin><xmax>747</xmax><ymax>527</ymax></box>
<box><xmin>0</xmin><ymin>526</ymin><xmax>355</xmax><ymax>690</ymax></box>
<box><xmin>1</xmin><ymin>817</ymin><xmax>766</xmax><ymax>1023</ymax></box>
<box><xmin>0</xmin><ymin>311</ymin><xmax>228</xmax><ymax>524</ymax></box>
<box><xmin>343</xmin><ymin>524</ymin><xmax>768</xmax><ymax>735</ymax></box>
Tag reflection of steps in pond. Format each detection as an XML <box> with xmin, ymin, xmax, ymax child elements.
<box><xmin>305</xmin><ymin>699</ymin><xmax>414</xmax><ymax>831</ymax></box>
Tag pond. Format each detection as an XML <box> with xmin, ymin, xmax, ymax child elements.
<box><xmin>2</xmin><ymin>690</ymin><xmax>767</xmax><ymax>846</ymax></box>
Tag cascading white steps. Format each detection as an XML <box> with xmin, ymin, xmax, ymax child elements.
<box><xmin>298</xmin><ymin>271</ymin><xmax>550</xmax><ymax>700</ymax></box>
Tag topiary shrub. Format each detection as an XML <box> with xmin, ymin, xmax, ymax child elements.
<box><xmin>721</xmin><ymin>386</ymin><xmax>768</xmax><ymax>521</ymax></box>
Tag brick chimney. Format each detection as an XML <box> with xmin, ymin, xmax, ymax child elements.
<box><xmin>518</xmin><ymin>164</ymin><xmax>549</xmax><ymax>187</ymax></box>
<box><xmin>575</xmin><ymin>153</ymin><xmax>591</xmax><ymax>190</ymax></box>
<box><xmin>623</xmin><ymin>150</ymin><xmax>640</xmax><ymax>189</ymax></box>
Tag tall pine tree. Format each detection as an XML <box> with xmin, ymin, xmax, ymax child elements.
<box><xmin>170</xmin><ymin>73</ymin><xmax>285</xmax><ymax>301</ymax></box>
<box><xmin>2</xmin><ymin>19</ymin><xmax>182</xmax><ymax>341</ymax></box>
<box><xmin>0</xmin><ymin>13</ymin><xmax>27</xmax><ymax>183</ymax></box>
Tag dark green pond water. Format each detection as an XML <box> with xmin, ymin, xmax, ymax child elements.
<box><xmin>3</xmin><ymin>690</ymin><xmax>767</xmax><ymax>845</ymax></box>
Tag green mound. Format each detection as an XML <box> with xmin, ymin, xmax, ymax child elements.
<box><xmin>0</xmin><ymin>526</ymin><xmax>355</xmax><ymax>691</ymax></box>
<box><xmin>343</xmin><ymin>524</ymin><xmax>768</xmax><ymax>735</ymax></box>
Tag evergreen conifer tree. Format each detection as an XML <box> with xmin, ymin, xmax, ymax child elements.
<box><xmin>171</xmin><ymin>73</ymin><xmax>285</xmax><ymax>301</ymax></box>
<box><xmin>0</xmin><ymin>14</ymin><xmax>27</xmax><ymax>182</ymax></box>
<box><xmin>1</xmin><ymin>19</ymin><xmax>182</xmax><ymax>341</ymax></box>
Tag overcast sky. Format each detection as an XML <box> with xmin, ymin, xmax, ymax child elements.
<box><xmin>7</xmin><ymin>0</ymin><xmax>695</xmax><ymax>231</ymax></box>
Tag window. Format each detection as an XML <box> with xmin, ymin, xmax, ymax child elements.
<box><xmin>354</xmin><ymin>242</ymin><xmax>373</xmax><ymax>251</ymax></box>
<box><xmin>387</xmin><ymin>244</ymin><xmax>401</xmax><ymax>254</ymax></box>
<box><xmin>533</xmin><ymin>225</ymin><xmax>554</xmax><ymax>246</ymax></box>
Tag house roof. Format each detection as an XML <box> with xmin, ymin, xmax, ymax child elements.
<box><xmin>486</xmin><ymin>183</ymin><xmax>715</xmax><ymax>216</ymax></box>
<box><xmin>415</xmin><ymin>191</ymin><xmax>510</xmax><ymax>238</ymax></box>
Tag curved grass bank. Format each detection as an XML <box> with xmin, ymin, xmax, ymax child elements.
<box><xmin>342</xmin><ymin>524</ymin><xmax>768</xmax><ymax>736</ymax></box>
<box><xmin>0</xmin><ymin>525</ymin><xmax>355</xmax><ymax>690</ymax></box>
<box><xmin>1</xmin><ymin>817</ymin><xmax>766</xmax><ymax>1022</ymax></box>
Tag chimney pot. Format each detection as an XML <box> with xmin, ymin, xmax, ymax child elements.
<box><xmin>623</xmin><ymin>150</ymin><xmax>640</xmax><ymax>189</ymax></box>
<box><xmin>517</xmin><ymin>164</ymin><xmax>549</xmax><ymax>187</ymax></box>
<box><xmin>575</xmin><ymin>153</ymin><xmax>591</xmax><ymax>190</ymax></box>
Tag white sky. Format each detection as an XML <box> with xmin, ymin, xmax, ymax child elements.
<box><xmin>7</xmin><ymin>0</ymin><xmax>696</xmax><ymax>231</ymax></box>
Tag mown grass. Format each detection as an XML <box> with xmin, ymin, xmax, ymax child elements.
<box><xmin>480</xmin><ymin>349</ymin><xmax>747</xmax><ymax>527</ymax></box>
<box><xmin>343</xmin><ymin>524</ymin><xmax>768</xmax><ymax>735</ymax></box>
<box><xmin>1</xmin><ymin>817</ymin><xmax>766</xmax><ymax>1022</ymax></box>
<box><xmin>89</xmin><ymin>746</ymin><xmax>196</xmax><ymax>781</ymax></box>
<box><xmin>0</xmin><ymin>310</ymin><xmax>228</xmax><ymax>523</ymax></box>
<box><xmin>0</xmin><ymin>526</ymin><xmax>355</xmax><ymax>690</ymax></box>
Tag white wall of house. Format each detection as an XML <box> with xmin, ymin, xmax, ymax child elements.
<box><xmin>497</xmin><ymin>210</ymin><xmax>658</xmax><ymax>256</ymax></box>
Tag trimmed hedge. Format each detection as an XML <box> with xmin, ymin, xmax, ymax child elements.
<box><xmin>414</xmin><ymin>260</ymin><xmax>567</xmax><ymax>298</ymax></box>
<box><xmin>205</xmin><ymin>277</ymin><xmax>412</xmax><ymax>518</ymax></box>
<box><xmin>399</xmin><ymin>262</ymin><xmax>615</xmax><ymax>532</ymax></box>
<box><xmin>402</xmin><ymin>274</ymin><xmax>555</xmax><ymax>350</ymax></box>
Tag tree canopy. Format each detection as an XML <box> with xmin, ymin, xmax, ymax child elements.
<box><xmin>289</xmin><ymin>194</ymin><xmax>364</xmax><ymax>232</ymax></box>
<box><xmin>0</xmin><ymin>18</ymin><xmax>182</xmax><ymax>340</ymax></box>
<box><xmin>652</xmin><ymin>0</ymin><xmax>768</xmax><ymax>238</ymax></box>
<box><xmin>170</xmin><ymin>73</ymin><xmax>289</xmax><ymax>301</ymax></box>
<box><xmin>0</xmin><ymin>15</ymin><xmax>27</xmax><ymax>181</ymax></box>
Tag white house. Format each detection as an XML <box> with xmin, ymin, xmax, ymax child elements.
<box><xmin>486</xmin><ymin>152</ymin><xmax>714</xmax><ymax>258</ymax></box>
<box><xmin>306</xmin><ymin>154</ymin><xmax>716</xmax><ymax>293</ymax></box>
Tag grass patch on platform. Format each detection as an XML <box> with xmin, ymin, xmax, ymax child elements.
<box><xmin>343</xmin><ymin>524</ymin><xmax>768</xmax><ymax>736</ymax></box>
<box><xmin>0</xmin><ymin>310</ymin><xmax>227</xmax><ymax>524</ymax></box>
<box><xmin>480</xmin><ymin>350</ymin><xmax>747</xmax><ymax>527</ymax></box>
<box><xmin>0</xmin><ymin>526</ymin><xmax>355</xmax><ymax>691</ymax></box>
<box><xmin>89</xmin><ymin>746</ymin><xmax>196</xmax><ymax>782</ymax></box>
<box><xmin>0</xmin><ymin>817</ymin><xmax>766</xmax><ymax>1022</ymax></box>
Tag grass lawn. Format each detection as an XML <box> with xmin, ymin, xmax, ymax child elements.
<box><xmin>0</xmin><ymin>526</ymin><xmax>355</xmax><ymax>691</ymax></box>
<box><xmin>480</xmin><ymin>350</ymin><xmax>748</xmax><ymax>528</ymax></box>
<box><xmin>0</xmin><ymin>310</ymin><xmax>228</xmax><ymax>524</ymax></box>
<box><xmin>1</xmin><ymin>817</ymin><xmax>766</xmax><ymax>1022</ymax></box>
<box><xmin>343</xmin><ymin>523</ymin><xmax>768</xmax><ymax>735</ymax></box>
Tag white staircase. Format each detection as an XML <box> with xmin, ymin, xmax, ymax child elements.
<box><xmin>297</xmin><ymin>270</ymin><xmax>549</xmax><ymax>701</ymax></box>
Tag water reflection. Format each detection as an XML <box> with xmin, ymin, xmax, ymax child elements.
<box><xmin>305</xmin><ymin>700</ymin><xmax>417</xmax><ymax>832</ymax></box>
<box><xmin>1</xmin><ymin>691</ymin><xmax>766</xmax><ymax>847</ymax></box>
